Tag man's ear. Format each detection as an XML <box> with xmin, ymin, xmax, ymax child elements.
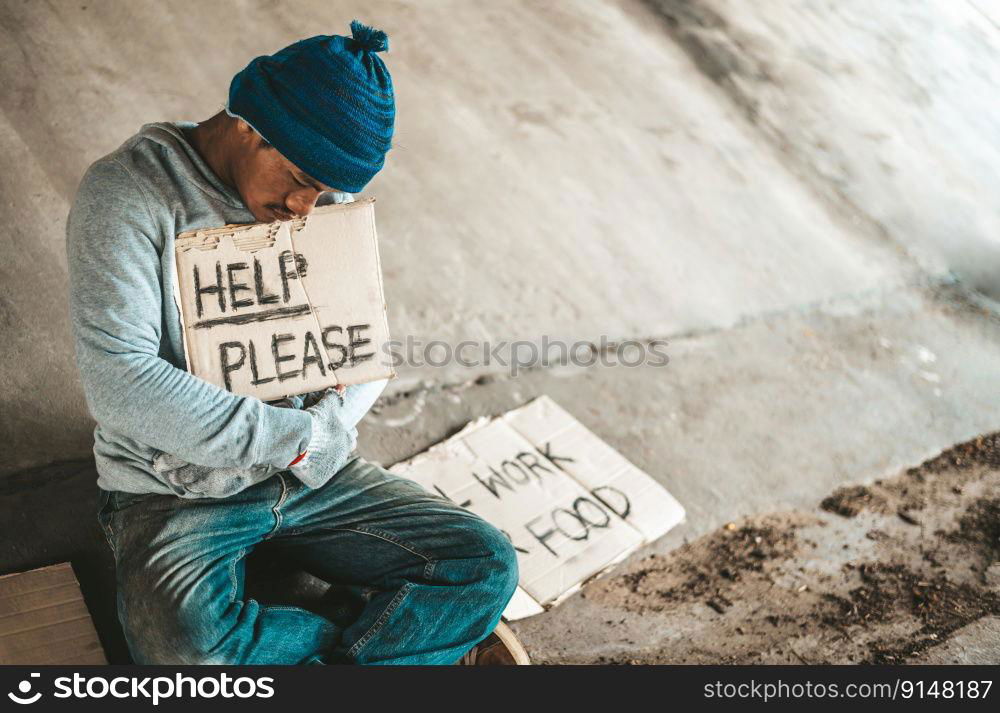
<box><xmin>233</xmin><ymin>118</ymin><xmax>265</xmax><ymax>148</ymax></box>
<box><xmin>232</xmin><ymin>117</ymin><xmax>274</xmax><ymax>152</ymax></box>
<box><xmin>234</xmin><ymin>118</ymin><xmax>254</xmax><ymax>137</ymax></box>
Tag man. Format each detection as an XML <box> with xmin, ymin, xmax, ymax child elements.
<box><xmin>66</xmin><ymin>21</ymin><xmax>528</xmax><ymax>665</ymax></box>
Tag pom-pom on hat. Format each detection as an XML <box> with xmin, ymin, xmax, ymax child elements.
<box><xmin>227</xmin><ymin>20</ymin><xmax>395</xmax><ymax>193</ymax></box>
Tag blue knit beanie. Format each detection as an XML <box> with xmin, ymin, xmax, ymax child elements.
<box><xmin>227</xmin><ymin>20</ymin><xmax>395</xmax><ymax>193</ymax></box>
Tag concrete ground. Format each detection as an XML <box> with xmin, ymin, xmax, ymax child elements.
<box><xmin>515</xmin><ymin>431</ymin><xmax>1000</xmax><ymax>664</ymax></box>
<box><xmin>0</xmin><ymin>0</ymin><xmax>998</xmax><ymax>664</ymax></box>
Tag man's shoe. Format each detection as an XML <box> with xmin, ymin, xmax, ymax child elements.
<box><xmin>456</xmin><ymin>621</ymin><xmax>531</xmax><ymax>665</ymax></box>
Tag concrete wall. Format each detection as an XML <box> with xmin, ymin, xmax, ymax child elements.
<box><xmin>1</xmin><ymin>0</ymin><xmax>998</xmax><ymax>478</ymax></box>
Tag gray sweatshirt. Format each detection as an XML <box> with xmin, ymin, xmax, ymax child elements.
<box><xmin>66</xmin><ymin>121</ymin><xmax>377</xmax><ymax>497</ymax></box>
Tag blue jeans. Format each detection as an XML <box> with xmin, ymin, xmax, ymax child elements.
<box><xmin>96</xmin><ymin>456</ymin><xmax>519</xmax><ymax>664</ymax></box>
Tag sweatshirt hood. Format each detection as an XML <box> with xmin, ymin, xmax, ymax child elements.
<box><xmin>137</xmin><ymin>121</ymin><xmax>248</xmax><ymax>211</ymax></box>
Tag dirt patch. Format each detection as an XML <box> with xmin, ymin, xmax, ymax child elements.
<box><xmin>602</xmin><ymin>515</ymin><xmax>809</xmax><ymax>617</ymax></box>
<box><xmin>821</xmin><ymin>485</ymin><xmax>888</xmax><ymax>517</ymax></box>
<box><xmin>576</xmin><ymin>431</ymin><xmax>1000</xmax><ymax>664</ymax></box>
<box><xmin>823</xmin><ymin>563</ymin><xmax>1000</xmax><ymax>663</ymax></box>
<box><xmin>945</xmin><ymin>497</ymin><xmax>1000</xmax><ymax>566</ymax></box>
<box><xmin>910</xmin><ymin>433</ymin><xmax>1000</xmax><ymax>474</ymax></box>
<box><xmin>818</xmin><ymin>435</ymin><xmax>1000</xmax><ymax>524</ymax></box>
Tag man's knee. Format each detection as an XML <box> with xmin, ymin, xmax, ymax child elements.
<box><xmin>124</xmin><ymin>614</ymin><xmax>219</xmax><ymax>665</ymax></box>
<box><xmin>121</xmin><ymin>588</ymin><xmax>235</xmax><ymax>665</ymax></box>
<box><xmin>463</xmin><ymin>518</ymin><xmax>520</xmax><ymax>607</ymax></box>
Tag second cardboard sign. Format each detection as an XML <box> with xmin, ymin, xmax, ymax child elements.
<box><xmin>390</xmin><ymin>396</ymin><xmax>686</xmax><ymax>619</ymax></box>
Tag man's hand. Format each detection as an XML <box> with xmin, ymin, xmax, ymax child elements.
<box><xmin>286</xmin><ymin>387</ymin><xmax>358</xmax><ymax>489</ymax></box>
<box><xmin>151</xmin><ymin>383</ymin><xmax>374</xmax><ymax>497</ymax></box>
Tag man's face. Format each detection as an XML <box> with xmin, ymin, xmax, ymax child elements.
<box><xmin>231</xmin><ymin>123</ymin><xmax>339</xmax><ymax>223</ymax></box>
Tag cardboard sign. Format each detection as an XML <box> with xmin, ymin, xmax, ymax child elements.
<box><xmin>173</xmin><ymin>199</ymin><xmax>394</xmax><ymax>400</ymax></box>
<box><xmin>390</xmin><ymin>396</ymin><xmax>685</xmax><ymax>620</ymax></box>
<box><xmin>0</xmin><ymin>563</ymin><xmax>106</xmax><ymax>665</ymax></box>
